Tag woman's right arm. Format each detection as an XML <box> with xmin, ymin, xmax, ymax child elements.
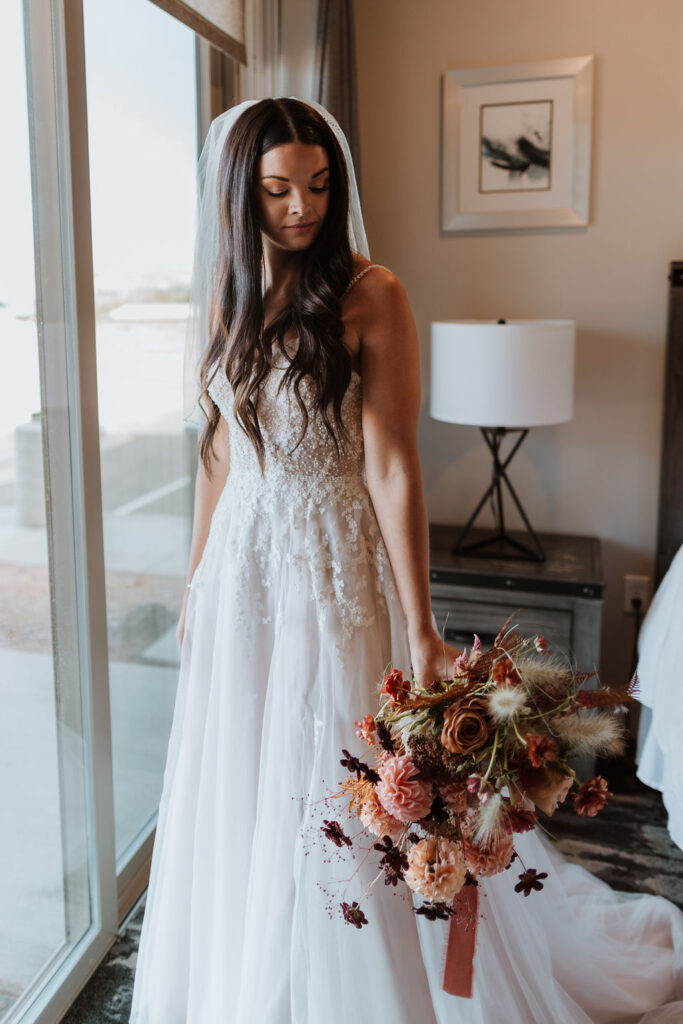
<box><xmin>176</xmin><ymin>414</ymin><xmax>230</xmax><ymax>650</ymax></box>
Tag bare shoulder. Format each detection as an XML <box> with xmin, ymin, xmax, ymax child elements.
<box><xmin>341</xmin><ymin>261</ymin><xmax>419</xmax><ymax>397</ymax></box>
<box><xmin>344</xmin><ymin>258</ymin><xmax>410</xmax><ymax>330</ymax></box>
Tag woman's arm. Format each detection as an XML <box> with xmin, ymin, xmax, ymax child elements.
<box><xmin>176</xmin><ymin>414</ymin><xmax>230</xmax><ymax>649</ymax></box>
<box><xmin>358</xmin><ymin>269</ymin><xmax>461</xmax><ymax>685</ymax></box>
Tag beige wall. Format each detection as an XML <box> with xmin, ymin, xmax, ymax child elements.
<box><xmin>354</xmin><ymin>0</ymin><xmax>683</xmax><ymax>688</ymax></box>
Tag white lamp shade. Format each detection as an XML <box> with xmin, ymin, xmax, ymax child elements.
<box><xmin>430</xmin><ymin>319</ymin><xmax>575</xmax><ymax>428</ymax></box>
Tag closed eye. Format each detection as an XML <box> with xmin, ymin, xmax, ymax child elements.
<box><xmin>265</xmin><ymin>185</ymin><xmax>329</xmax><ymax>197</ymax></box>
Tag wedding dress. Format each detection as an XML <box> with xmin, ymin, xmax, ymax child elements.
<box><xmin>129</xmin><ymin>264</ymin><xmax>683</xmax><ymax>1024</ymax></box>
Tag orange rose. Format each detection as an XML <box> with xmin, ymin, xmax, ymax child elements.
<box><xmin>441</xmin><ymin>697</ymin><xmax>491</xmax><ymax>755</ymax></box>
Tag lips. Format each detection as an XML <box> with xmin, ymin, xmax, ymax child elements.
<box><xmin>286</xmin><ymin>222</ymin><xmax>315</xmax><ymax>230</ymax></box>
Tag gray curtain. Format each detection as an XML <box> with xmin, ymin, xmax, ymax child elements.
<box><xmin>314</xmin><ymin>0</ymin><xmax>361</xmax><ymax>197</ymax></box>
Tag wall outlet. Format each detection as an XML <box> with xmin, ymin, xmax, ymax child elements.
<box><xmin>624</xmin><ymin>574</ymin><xmax>651</xmax><ymax>614</ymax></box>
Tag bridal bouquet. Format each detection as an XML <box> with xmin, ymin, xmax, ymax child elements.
<box><xmin>321</xmin><ymin>613</ymin><xmax>639</xmax><ymax>936</ymax></box>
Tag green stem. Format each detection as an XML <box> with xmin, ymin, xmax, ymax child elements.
<box><xmin>482</xmin><ymin>727</ymin><xmax>500</xmax><ymax>784</ymax></box>
<box><xmin>511</xmin><ymin>719</ymin><xmax>527</xmax><ymax>747</ymax></box>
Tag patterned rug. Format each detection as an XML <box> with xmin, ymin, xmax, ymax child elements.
<box><xmin>59</xmin><ymin>760</ymin><xmax>683</xmax><ymax>1023</ymax></box>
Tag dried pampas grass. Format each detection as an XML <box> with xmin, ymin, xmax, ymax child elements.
<box><xmin>472</xmin><ymin>792</ymin><xmax>507</xmax><ymax>845</ymax></box>
<box><xmin>552</xmin><ymin>711</ymin><xmax>626</xmax><ymax>756</ymax></box>
<box><xmin>487</xmin><ymin>686</ymin><xmax>529</xmax><ymax>722</ymax></box>
<box><xmin>517</xmin><ymin>656</ymin><xmax>574</xmax><ymax>693</ymax></box>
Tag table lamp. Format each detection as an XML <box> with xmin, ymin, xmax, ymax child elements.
<box><xmin>429</xmin><ymin>318</ymin><xmax>575</xmax><ymax>561</ymax></box>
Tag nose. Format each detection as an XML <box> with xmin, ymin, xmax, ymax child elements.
<box><xmin>287</xmin><ymin>188</ymin><xmax>311</xmax><ymax>217</ymax></box>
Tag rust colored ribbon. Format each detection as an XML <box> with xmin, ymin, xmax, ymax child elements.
<box><xmin>442</xmin><ymin>883</ymin><xmax>479</xmax><ymax>998</ymax></box>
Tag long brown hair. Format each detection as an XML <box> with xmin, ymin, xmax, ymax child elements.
<box><xmin>197</xmin><ymin>98</ymin><xmax>356</xmax><ymax>477</ymax></box>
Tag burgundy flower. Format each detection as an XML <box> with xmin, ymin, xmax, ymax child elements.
<box><xmin>340</xmin><ymin>749</ymin><xmax>379</xmax><ymax>784</ymax></box>
<box><xmin>341</xmin><ymin>901</ymin><xmax>368</xmax><ymax>928</ymax></box>
<box><xmin>514</xmin><ymin>868</ymin><xmax>548</xmax><ymax>896</ymax></box>
<box><xmin>575</xmin><ymin>689</ymin><xmax>596</xmax><ymax>708</ymax></box>
<box><xmin>375</xmin><ymin>720</ymin><xmax>396</xmax><ymax>753</ymax></box>
<box><xmin>573</xmin><ymin>776</ymin><xmax>611</xmax><ymax>817</ymax></box>
<box><xmin>506</xmin><ymin>807</ymin><xmax>537</xmax><ymax>834</ymax></box>
<box><xmin>534</xmin><ymin>635</ymin><xmax>549</xmax><ymax>654</ymax></box>
<box><xmin>414</xmin><ymin>902</ymin><xmax>457</xmax><ymax>920</ymax></box>
<box><xmin>373</xmin><ymin>835</ymin><xmax>409</xmax><ymax>887</ymax></box>
<box><xmin>321</xmin><ymin>819</ymin><xmax>352</xmax><ymax>848</ymax></box>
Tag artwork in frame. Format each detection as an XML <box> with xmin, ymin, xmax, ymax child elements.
<box><xmin>441</xmin><ymin>56</ymin><xmax>594</xmax><ymax>231</ymax></box>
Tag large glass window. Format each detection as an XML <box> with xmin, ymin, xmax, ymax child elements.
<box><xmin>0</xmin><ymin>4</ymin><xmax>93</xmax><ymax>1019</ymax></box>
<box><xmin>82</xmin><ymin>0</ymin><xmax>199</xmax><ymax>861</ymax></box>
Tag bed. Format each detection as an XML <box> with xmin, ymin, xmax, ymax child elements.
<box><xmin>635</xmin><ymin>259</ymin><xmax>683</xmax><ymax>850</ymax></box>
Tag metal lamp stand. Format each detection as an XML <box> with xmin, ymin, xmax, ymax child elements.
<box><xmin>452</xmin><ymin>426</ymin><xmax>546</xmax><ymax>561</ymax></box>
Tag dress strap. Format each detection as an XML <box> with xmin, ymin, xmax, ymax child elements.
<box><xmin>342</xmin><ymin>263</ymin><xmax>388</xmax><ymax>296</ymax></box>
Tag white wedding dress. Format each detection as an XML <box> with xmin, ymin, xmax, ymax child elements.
<box><xmin>129</xmin><ymin>267</ymin><xmax>683</xmax><ymax>1024</ymax></box>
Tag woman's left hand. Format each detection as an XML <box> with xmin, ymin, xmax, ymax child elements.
<box><xmin>408</xmin><ymin>627</ymin><xmax>463</xmax><ymax>689</ymax></box>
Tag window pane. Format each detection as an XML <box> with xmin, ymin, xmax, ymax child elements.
<box><xmin>0</xmin><ymin>4</ymin><xmax>93</xmax><ymax>1017</ymax></box>
<box><xmin>82</xmin><ymin>0</ymin><xmax>198</xmax><ymax>860</ymax></box>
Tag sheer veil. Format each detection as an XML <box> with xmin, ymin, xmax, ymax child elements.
<box><xmin>183</xmin><ymin>97</ymin><xmax>370</xmax><ymax>427</ymax></box>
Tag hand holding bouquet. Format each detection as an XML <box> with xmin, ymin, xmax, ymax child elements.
<box><xmin>322</xmin><ymin>612</ymin><xmax>638</xmax><ymax>931</ymax></box>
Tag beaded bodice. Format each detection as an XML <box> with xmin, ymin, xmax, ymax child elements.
<box><xmin>206</xmin><ymin>355</ymin><xmax>364</xmax><ymax>514</ymax></box>
<box><xmin>192</xmin><ymin>264</ymin><xmax>400</xmax><ymax>663</ymax></box>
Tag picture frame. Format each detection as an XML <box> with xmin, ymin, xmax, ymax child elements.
<box><xmin>440</xmin><ymin>56</ymin><xmax>594</xmax><ymax>232</ymax></box>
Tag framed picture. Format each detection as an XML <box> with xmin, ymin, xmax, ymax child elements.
<box><xmin>441</xmin><ymin>56</ymin><xmax>594</xmax><ymax>231</ymax></box>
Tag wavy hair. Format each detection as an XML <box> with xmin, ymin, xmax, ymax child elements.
<box><xmin>197</xmin><ymin>97</ymin><xmax>356</xmax><ymax>477</ymax></box>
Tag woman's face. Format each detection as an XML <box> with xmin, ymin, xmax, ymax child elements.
<box><xmin>256</xmin><ymin>142</ymin><xmax>330</xmax><ymax>252</ymax></box>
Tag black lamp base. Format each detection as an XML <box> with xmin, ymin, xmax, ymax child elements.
<box><xmin>452</xmin><ymin>427</ymin><xmax>546</xmax><ymax>562</ymax></box>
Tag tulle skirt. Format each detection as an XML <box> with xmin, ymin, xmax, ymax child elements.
<box><xmin>128</xmin><ymin>485</ymin><xmax>683</xmax><ymax>1023</ymax></box>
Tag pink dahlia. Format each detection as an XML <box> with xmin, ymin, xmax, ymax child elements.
<box><xmin>405</xmin><ymin>837</ymin><xmax>466</xmax><ymax>901</ymax></box>
<box><xmin>462</xmin><ymin>823</ymin><xmax>515</xmax><ymax>877</ymax></box>
<box><xmin>573</xmin><ymin>776</ymin><xmax>611</xmax><ymax>817</ymax></box>
<box><xmin>376</xmin><ymin>753</ymin><xmax>432</xmax><ymax>823</ymax></box>
<box><xmin>359</xmin><ymin>787</ymin><xmax>404</xmax><ymax>840</ymax></box>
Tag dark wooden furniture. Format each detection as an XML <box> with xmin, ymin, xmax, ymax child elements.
<box><xmin>428</xmin><ymin>524</ymin><xmax>605</xmax><ymax>775</ymax></box>
<box><xmin>428</xmin><ymin>524</ymin><xmax>605</xmax><ymax>675</ymax></box>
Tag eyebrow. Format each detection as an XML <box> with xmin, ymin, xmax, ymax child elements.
<box><xmin>261</xmin><ymin>166</ymin><xmax>329</xmax><ymax>181</ymax></box>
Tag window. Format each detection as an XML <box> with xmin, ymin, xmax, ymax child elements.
<box><xmin>82</xmin><ymin>0</ymin><xmax>198</xmax><ymax>864</ymax></box>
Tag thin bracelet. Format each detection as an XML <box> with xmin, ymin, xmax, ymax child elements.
<box><xmin>185</xmin><ymin>582</ymin><xmax>192</xmax><ymax>589</ymax></box>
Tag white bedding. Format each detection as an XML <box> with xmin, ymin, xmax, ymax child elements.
<box><xmin>635</xmin><ymin>543</ymin><xmax>683</xmax><ymax>851</ymax></box>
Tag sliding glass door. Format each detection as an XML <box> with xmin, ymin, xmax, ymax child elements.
<box><xmin>82</xmin><ymin>0</ymin><xmax>198</xmax><ymax>884</ymax></box>
<box><xmin>1</xmin><ymin>2</ymin><xmax>113</xmax><ymax>1021</ymax></box>
<box><xmin>0</xmin><ymin>0</ymin><xmax>210</xmax><ymax>1019</ymax></box>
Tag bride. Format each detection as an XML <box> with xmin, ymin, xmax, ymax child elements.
<box><xmin>128</xmin><ymin>97</ymin><xmax>683</xmax><ymax>1024</ymax></box>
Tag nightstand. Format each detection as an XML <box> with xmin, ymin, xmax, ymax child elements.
<box><xmin>429</xmin><ymin>525</ymin><xmax>605</xmax><ymax>777</ymax></box>
<box><xmin>428</xmin><ymin>524</ymin><xmax>605</xmax><ymax>677</ymax></box>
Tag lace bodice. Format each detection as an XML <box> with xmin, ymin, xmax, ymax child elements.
<box><xmin>191</xmin><ymin>264</ymin><xmax>401</xmax><ymax>663</ymax></box>
<box><xmin>206</xmin><ymin>353</ymin><xmax>366</xmax><ymax>518</ymax></box>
